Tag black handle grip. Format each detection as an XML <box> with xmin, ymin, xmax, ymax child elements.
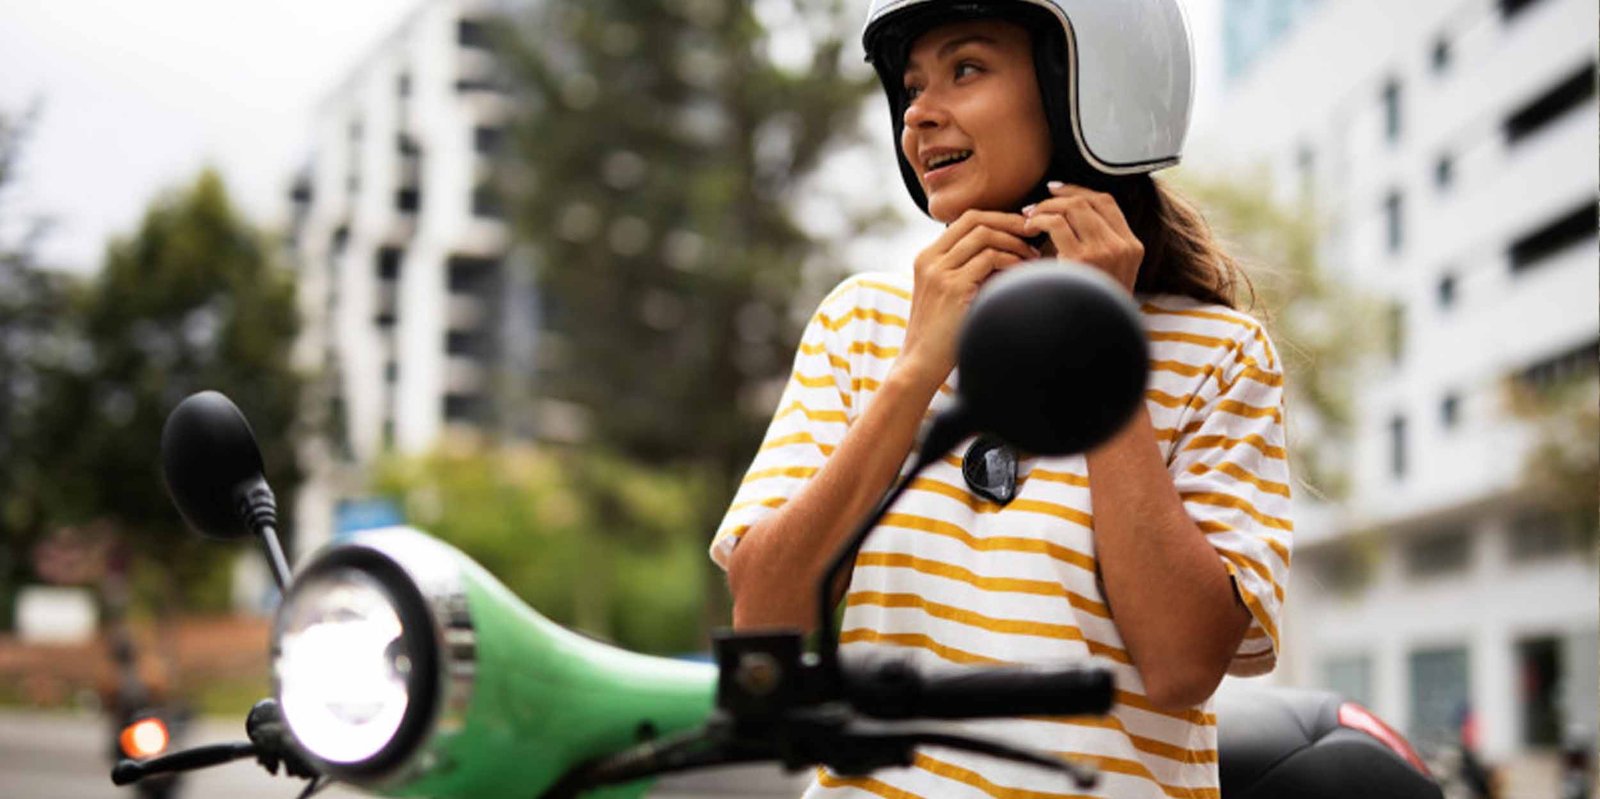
<box><xmin>844</xmin><ymin>658</ymin><xmax>1115</xmax><ymax>720</ymax></box>
<box><xmin>111</xmin><ymin>741</ymin><xmax>257</xmax><ymax>785</ymax></box>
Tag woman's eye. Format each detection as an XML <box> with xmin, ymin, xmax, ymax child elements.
<box><xmin>954</xmin><ymin>62</ymin><xmax>982</xmax><ymax>80</ymax></box>
<box><xmin>904</xmin><ymin>84</ymin><xmax>923</xmax><ymax>100</ymax></box>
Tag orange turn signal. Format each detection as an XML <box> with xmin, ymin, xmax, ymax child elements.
<box><xmin>119</xmin><ymin>717</ymin><xmax>170</xmax><ymax>759</ymax></box>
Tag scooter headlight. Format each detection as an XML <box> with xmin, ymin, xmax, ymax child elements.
<box><xmin>270</xmin><ymin>528</ymin><xmax>475</xmax><ymax>787</ymax></box>
<box><xmin>276</xmin><ymin>568</ymin><xmax>413</xmax><ymax>764</ymax></box>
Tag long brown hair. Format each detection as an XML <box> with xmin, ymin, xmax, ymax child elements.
<box><xmin>1100</xmin><ymin>174</ymin><xmax>1253</xmax><ymax>311</ymax></box>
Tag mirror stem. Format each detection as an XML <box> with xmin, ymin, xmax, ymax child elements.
<box><xmin>258</xmin><ymin>524</ymin><xmax>292</xmax><ymax>592</ymax></box>
<box><xmin>814</xmin><ymin>405</ymin><xmax>972</xmax><ymax>688</ymax></box>
<box><xmin>237</xmin><ymin>480</ymin><xmax>292</xmax><ymax>591</ymax></box>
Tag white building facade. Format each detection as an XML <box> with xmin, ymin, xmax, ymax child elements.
<box><xmin>1192</xmin><ymin>0</ymin><xmax>1598</xmax><ymax>777</ymax></box>
<box><xmin>286</xmin><ymin>0</ymin><xmax>532</xmax><ymax>555</ymax></box>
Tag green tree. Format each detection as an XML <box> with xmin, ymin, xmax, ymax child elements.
<box><xmin>1173</xmin><ymin>170</ymin><xmax>1380</xmax><ymax>499</ymax></box>
<box><xmin>493</xmin><ymin>0</ymin><xmax>886</xmax><ymax>631</ymax></box>
<box><xmin>1506</xmin><ymin>375</ymin><xmax>1599</xmax><ymax>551</ymax></box>
<box><xmin>37</xmin><ymin>169</ymin><xmax>304</xmax><ymax>612</ymax></box>
<box><xmin>496</xmin><ymin>0</ymin><xmax>880</xmax><ymax>488</ymax></box>
<box><xmin>0</xmin><ymin>102</ymin><xmax>82</xmax><ymax>629</ymax></box>
<box><xmin>372</xmin><ymin>444</ymin><xmax>710</xmax><ymax>653</ymax></box>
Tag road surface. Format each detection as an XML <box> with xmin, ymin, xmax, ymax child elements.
<box><xmin>0</xmin><ymin>710</ymin><xmax>810</xmax><ymax>799</ymax></box>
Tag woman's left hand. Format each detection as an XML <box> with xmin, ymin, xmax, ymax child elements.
<box><xmin>1022</xmin><ymin>181</ymin><xmax>1144</xmax><ymax>294</ymax></box>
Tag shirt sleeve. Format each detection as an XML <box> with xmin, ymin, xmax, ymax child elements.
<box><xmin>708</xmin><ymin>276</ymin><xmax>864</xmax><ymax>570</ymax></box>
<box><xmin>1168</xmin><ymin>321</ymin><xmax>1293</xmax><ymax>677</ymax></box>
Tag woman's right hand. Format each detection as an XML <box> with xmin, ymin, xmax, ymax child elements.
<box><xmin>899</xmin><ymin>210</ymin><xmax>1037</xmax><ymax>388</ymax></box>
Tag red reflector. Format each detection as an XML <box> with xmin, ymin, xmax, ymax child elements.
<box><xmin>120</xmin><ymin>718</ymin><xmax>170</xmax><ymax>759</ymax></box>
<box><xmin>1338</xmin><ymin>702</ymin><xmax>1430</xmax><ymax>776</ymax></box>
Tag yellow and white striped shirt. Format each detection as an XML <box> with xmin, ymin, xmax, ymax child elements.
<box><xmin>710</xmin><ymin>271</ymin><xmax>1292</xmax><ymax>799</ymax></box>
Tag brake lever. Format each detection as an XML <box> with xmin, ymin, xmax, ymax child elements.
<box><xmin>818</xmin><ymin>726</ymin><xmax>1098</xmax><ymax>789</ymax></box>
<box><xmin>111</xmin><ymin>741</ymin><xmax>258</xmax><ymax>785</ymax></box>
<box><xmin>538</xmin><ymin>725</ymin><xmax>770</xmax><ymax>799</ymax></box>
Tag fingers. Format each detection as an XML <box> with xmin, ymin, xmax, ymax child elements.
<box><xmin>1025</xmin><ymin>189</ymin><xmax>1119</xmax><ymax>246</ymax></box>
<box><xmin>1022</xmin><ymin>182</ymin><xmax>1144</xmax><ymax>292</ymax></box>
<box><xmin>929</xmin><ymin>209</ymin><xmax>1030</xmax><ymax>254</ymax></box>
<box><xmin>940</xmin><ymin>224</ymin><xmax>1038</xmax><ymax>274</ymax></box>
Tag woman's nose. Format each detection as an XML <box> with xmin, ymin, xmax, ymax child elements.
<box><xmin>903</xmin><ymin>92</ymin><xmax>947</xmax><ymax>129</ymax></box>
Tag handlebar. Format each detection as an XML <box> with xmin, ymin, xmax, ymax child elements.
<box><xmin>843</xmin><ymin>657</ymin><xmax>1115</xmax><ymax>720</ymax></box>
<box><xmin>112</xmin><ymin>742</ymin><xmax>257</xmax><ymax>785</ymax></box>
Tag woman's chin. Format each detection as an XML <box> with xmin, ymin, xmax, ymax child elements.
<box><xmin>926</xmin><ymin>191</ymin><xmax>972</xmax><ymax>224</ymax></box>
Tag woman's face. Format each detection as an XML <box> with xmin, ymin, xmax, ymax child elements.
<box><xmin>899</xmin><ymin>19</ymin><xmax>1053</xmax><ymax>223</ymax></box>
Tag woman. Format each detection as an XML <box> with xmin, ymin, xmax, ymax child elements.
<box><xmin>711</xmin><ymin>1</ymin><xmax>1292</xmax><ymax>797</ymax></box>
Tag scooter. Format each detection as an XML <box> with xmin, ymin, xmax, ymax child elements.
<box><xmin>107</xmin><ymin>628</ymin><xmax>189</xmax><ymax>799</ymax></box>
<box><xmin>111</xmin><ymin>263</ymin><xmax>1443</xmax><ymax>799</ymax></box>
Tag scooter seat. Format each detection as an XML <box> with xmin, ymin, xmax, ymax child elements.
<box><xmin>1215</xmin><ymin>687</ymin><xmax>1442</xmax><ymax>799</ymax></box>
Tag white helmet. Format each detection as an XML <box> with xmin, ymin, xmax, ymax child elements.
<box><xmin>863</xmin><ymin>0</ymin><xmax>1195</xmax><ymax>214</ymax></box>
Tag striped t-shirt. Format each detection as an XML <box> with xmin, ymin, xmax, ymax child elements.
<box><xmin>710</xmin><ymin>271</ymin><xmax>1292</xmax><ymax>799</ymax></box>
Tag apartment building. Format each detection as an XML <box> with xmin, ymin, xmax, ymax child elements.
<box><xmin>285</xmin><ymin>0</ymin><xmax>534</xmax><ymax>554</ymax></box>
<box><xmin>1194</xmin><ymin>0</ymin><xmax>1598</xmax><ymax>774</ymax></box>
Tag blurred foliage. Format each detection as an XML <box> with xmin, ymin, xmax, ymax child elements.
<box><xmin>491</xmin><ymin>0</ymin><xmax>889</xmax><ymax>629</ymax></box>
<box><xmin>373</xmin><ymin>443</ymin><xmax>712</xmax><ymax>653</ymax></box>
<box><xmin>0</xmin><ymin>102</ymin><xmax>78</xmax><ymax>629</ymax></box>
<box><xmin>21</xmin><ymin>170</ymin><xmax>304</xmax><ymax>615</ymax></box>
<box><xmin>1173</xmin><ymin>170</ymin><xmax>1381</xmax><ymax>501</ymax></box>
<box><xmin>494</xmin><ymin>0</ymin><xmax>882</xmax><ymax>487</ymax></box>
<box><xmin>1505</xmin><ymin>375</ymin><xmax>1599</xmax><ymax>551</ymax></box>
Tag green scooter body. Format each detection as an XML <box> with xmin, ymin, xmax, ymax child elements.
<box><xmin>294</xmin><ymin>529</ymin><xmax>717</xmax><ymax>799</ymax></box>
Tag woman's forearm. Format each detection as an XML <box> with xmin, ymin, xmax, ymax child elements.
<box><xmin>1087</xmin><ymin>406</ymin><xmax>1251</xmax><ymax>709</ymax></box>
<box><xmin>727</xmin><ymin>364</ymin><xmax>945</xmax><ymax>631</ymax></box>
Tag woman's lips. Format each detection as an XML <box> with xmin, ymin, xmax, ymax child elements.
<box><xmin>923</xmin><ymin>155</ymin><xmax>970</xmax><ymax>189</ymax></box>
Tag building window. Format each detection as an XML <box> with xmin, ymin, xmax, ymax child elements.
<box><xmin>1509</xmin><ymin>201</ymin><xmax>1597</xmax><ymax>272</ymax></box>
<box><xmin>376</xmin><ymin>247</ymin><xmax>402</xmax><ymax>281</ymax></box>
<box><xmin>1404</xmin><ymin>526</ymin><xmax>1472</xmax><ymax>578</ymax></box>
<box><xmin>1517</xmin><ymin>338</ymin><xmax>1600</xmax><ymax>391</ymax></box>
<box><xmin>1322</xmin><ymin>655</ymin><xmax>1375</xmax><ymax>708</ymax></box>
<box><xmin>397</xmin><ymin>72</ymin><xmax>412</xmax><ymax>97</ymax></box>
<box><xmin>473</xmin><ymin>126</ymin><xmax>505</xmax><ymax>156</ymax></box>
<box><xmin>1436</xmin><ymin>273</ymin><xmax>1458</xmax><ymax>309</ymax></box>
<box><xmin>1387</xmin><ymin>301</ymin><xmax>1406</xmax><ymax>363</ymax></box>
<box><xmin>382</xmin><ymin>418</ymin><xmax>395</xmax><ymax>450</ymax></box>
<box><xmin>448</xmin><ymin>256</ymin><xmax>500</xmax><ymax>294</ymax></box>
<box><xmin>1440</xmin><ymin>393</ymin><xmax>1460</xmax><ymax>429</ymax></box>
<box><xmin>1499</xmin><ymin>0</ymin><xmax>1547</xmax><ymax>22</ymax></box>
<box><xmin>1305</xmin><ymin>543</ymin><xmax>1372</xmax><ymax>594</ymax></box>
<box><xmin>1434</xmin><ymin>154</ymin><xmax>1454</xmax><ymax>191</ymax></box>
<box><xmin>375</xmin><ymin>311</ymin><xmax>396</xmax><ymax>328</ymax></box>
<box><xmin>1381</xmin><ymin>77</ymin><xmax>1402</xmax><ymax>144</ymax></box>
<box><xmin>1509</xmin><ymin>507</ymin><xmax>1583</xmax><ymax>561</ymax></box>
<box><xmin>1389</xmin><ymin>414</ymin><xmax>1408</xmax><ymax>479</ymax></box>
<box><xmin>397</xmin><ymin>133</ymin><xmax>420</xmax><ymax>156</ymax></box>
<box><xmin>1430</xmin><ymin>35</ymin><xmax>1452</xmax><ymax>74</ymax></box>
<box><xmin>1296</xmin><ymin>144</ymin><xmax>1315</xmax><ymax>197</ymax></box>
<box><xmin>1518</xmin><ymin>637</ymin><xmax>1564</xmax><ymax>746</ymax></box>
<box><xmin>444</xmin><ymin>393</ymin><xmax>487</xmax><ymax>423</ymax></box>
<box><xmin>1409</xmin><ymin>647</ymin><xmax>1470</xmax><ymax>748</ymax></box>
<box><xmin>457</xmin><ymin>19</ymin><xmax>492</xmax><ymax>49</ymax></box>
<box><xmin>1383</xmin><ymin>190</ymin><xmax>1405</xmax><ymax>253</ymax></box>
<box><xmin>445</xmin><ymin>330</ymin><xmax>489</xmax><ymax>357</ymax></box>
<box><xmin>330</xmin><ymin>224</ymin><xmax>350</xmax><ymax>255</ymax></box>
<box><xmin>396</xmin><ymin>188</ymin><xmax>421</xmax><ymax>214</ymax></box>
<box><xmin>471</xmin><ymin>186</ymin><xmax>504</xmax><ymax>220</ymax></box>
<box><xmin>384</xmin><ymin>361</ymin><xmax>399</xmax><ymax>383</ymax></box>
<box><xmin>454</xmin><ymin>77</ymin><xmax>506</xmax><ymax>94</ymax></box>
<box><xmin>1505</xmin><ymin>61</ymin><xmax>1597</xmax><ymax>145</ymax></box>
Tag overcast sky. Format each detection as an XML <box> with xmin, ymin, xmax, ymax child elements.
<box><xmin>0</xmin><ymin>0</ymin><xmax>1223</xmax><ymax>274</ymax></box>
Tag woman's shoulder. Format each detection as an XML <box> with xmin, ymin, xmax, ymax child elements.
<box><xmin>820</xmin><ymin>270</ymin><xmax>913</xmax><ymax>309</ymax></box>
<box><xmin>809</xmin><ymin>271</ymin><xmax>914</xmax><ymax>330</ymax></box>
<box><xmin>1135</xmin><ymin>293</ymin><xmax>1280</xmax><ymax>368</ymax></box>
